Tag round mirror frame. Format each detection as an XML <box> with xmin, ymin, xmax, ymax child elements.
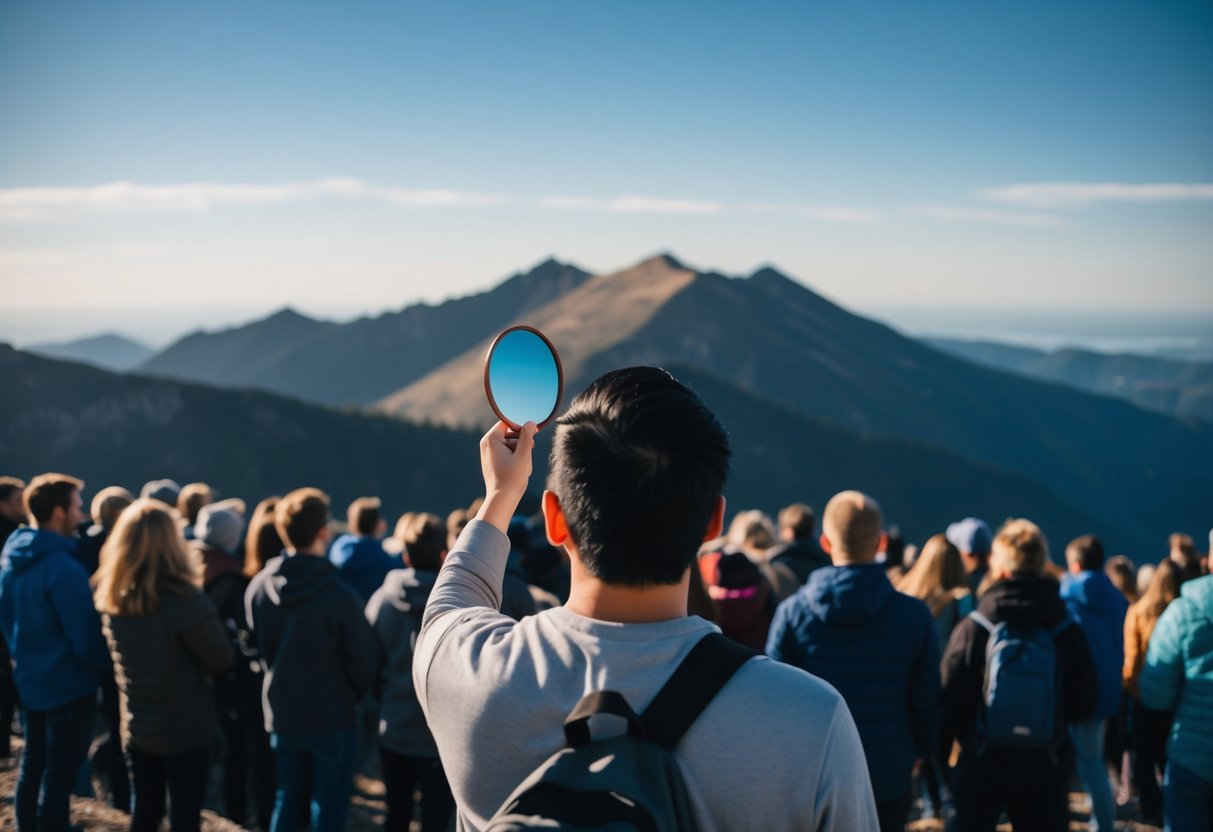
<box><xmin>483</xmin><ymin>324</ymin><xmax>565</xmax><ymax>431</ymax></box>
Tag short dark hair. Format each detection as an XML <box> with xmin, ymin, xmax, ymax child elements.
<box><xmin>548</xmin><ymin>367</ymin><xmax>730</xmax><ymax>586</ymax></box>
<box><xmin>778</xmin><ymin>503</ymin><xmax>815</xmax><ymax>540</ymax></box>
<box><xmin>0</xmin><ymin>476</ymin><xmax>26</xmax><ymax>503</ymax></box>
<box><xmin>25</xmin><ymin>473</ymin><xmax>84</xmax><ymax>525</ymax></box>
<box><xmin>1066</xmin><ymin>534</ymin><xmax>1105</xmax><ymax>572</ymax></box>
<box><xmin>348</xmin><ymin>497</ymin><xmax>382</xmax><ymax>536</ymax></box>
<box><xmin>275</xmin><ymin>488</ymin><xmax>330</xmax><ymax>550</ymax></box>
<box><xmin>177</xmin><ymin>482</ymin><xmax>213</xmax><ymax>525</ymax></box>
<box><xmin>404</xmin><ymin>513</ymin><xmax>447</xmax><ymax>572</ymax></box>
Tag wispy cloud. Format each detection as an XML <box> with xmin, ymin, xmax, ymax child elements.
<box><xmin>605</xmin><ymin>195</ymin><xmax>724</xmax><ymax>214</ymax></box>
<box><xmin>980</xmin><ymin>181</ymin><xmax>1213</xmax><ymax>208</ymax></box>
<box><xmin>538</xmin><ymin>195</ymin><xmax>876</xmax><ymax>221</ymax></box>
<box><xmin>0</xmin><ymin>178</ymin><xmax>877</xmax><ymax>224</ymax></box>
<box><xmin>0</xmin><ymin>178</ymin><xmax>514</xmax><ymax>222</ymax></box>
<box><xmin>907</xmin><ymin>205</ymin><xmax>1068</xmax><ymax>228</ymax></box>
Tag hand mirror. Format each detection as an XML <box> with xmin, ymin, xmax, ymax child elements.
<box><xmin>484</xmin><ymin>325</ymin><xmax>563</xmax><ymax>433</ymax></box>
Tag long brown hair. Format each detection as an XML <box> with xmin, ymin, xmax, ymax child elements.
<box><xmin>898</xmin><ymin>533</ymin><xmax>969</xmax><ymax>617</ymax></box>
<box><xmin>243</xmin><ymin>496</ymin><xmax>284</xmax><ymax>578</ymax></box>
<box><xmin>94</xmin><ymin>499</ymin><xmax>201</xmax><ymax>617</ymax></box>
<box><xmin>1135</xmin><ymin>557</ymin><xmax>1181</xmax><ymax>628</ymax></box>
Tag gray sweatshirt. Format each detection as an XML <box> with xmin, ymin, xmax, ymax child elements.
<box><xmin>414</xmin><ymin>520</ymin><xmax>879</xmax><ymax>831</ymax></box>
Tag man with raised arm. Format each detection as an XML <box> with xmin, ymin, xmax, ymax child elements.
<box><xmin>414</xmin><ymin>367</ymin><xmax>878</xmax><ymax>831</ymax></box>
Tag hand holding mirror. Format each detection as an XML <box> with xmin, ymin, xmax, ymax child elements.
<box><xmin>483</xmin><ymin>325</ymin><xmax>563</xmax><ymax>437</ymax></box>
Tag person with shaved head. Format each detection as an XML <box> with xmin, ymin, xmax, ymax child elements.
<box><xmin>767</xmin><ymin>490</ymin><xmax>941</xmax><ymax>832</ymax></box>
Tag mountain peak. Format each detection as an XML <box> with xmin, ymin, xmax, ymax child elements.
<box><xmin>635</xmin><ymin>252</ymin><xmax>687</xmax><ymax>271</ymax></box>
<box><xmin>263</xmin><ymin>306</ymin><xmax>313</xmax><ymax>323</ymax></box>
<box><xmin>749</xmin><ymin>264</ymin><xmax>792</xmax><ymax>283</ymax></box>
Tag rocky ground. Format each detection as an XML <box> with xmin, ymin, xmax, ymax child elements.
<box><xmin>0</xmin><ymin>740</ymin><xmax>1163</xmax><ymax>831</ymax></box>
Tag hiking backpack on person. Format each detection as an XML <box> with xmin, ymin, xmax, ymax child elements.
<box><xmin>485</xmin><ymin>634</ymin><xmax>755</xmax><ymax>831</ymax></box>
<box><xmin>968</xmin><ymin>611</ymin><xmax>1072</xmax><ymax>750</ymax></box>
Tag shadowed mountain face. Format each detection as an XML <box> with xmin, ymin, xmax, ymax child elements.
<box><xmin>2</xmin><ymin>344</ymin><xmax>1135</xmax><ymax>555</ymax></box>
<box><xmin>927</xmin><ymin>337</ymin><xmax>1213</xmax><ymax>423</ymax></box>
<box><xmin>0</xmin><ymin>345</ymin><xmax>484</xmax><ymax>517</ymax></box>
<box><xmin>26</xmin><ymin>333</ymin><xmax>153</xmax><ymax>373</ymax></box>
<box><xmin>378</xmin><ymin>255</ymin><xmax>1213</xmax><ymax>553</ymax></box>
<box><xmin>138</xmin><ymin>258</ymin><xmax>591</xmax><ymax>405</ymax></box>
<box><xmin>667</xmin><ymin>365</ymin><xmax>1141</xmax><ymax>556</ymax></box>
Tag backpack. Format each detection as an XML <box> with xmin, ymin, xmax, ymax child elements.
<box><xmin>697</xmin><ymin>551</ymin><xmax>775</xmax><ymax>650</ymax></box>
<box><xmin>485</xmin><ymin>633</ymin><xmax>756</xmax><ymax>832</ymax></box>
<box><xmin>969</xmin><ymin>611</ymin><xmax>1072</xmax><ymax>751</ymax></box>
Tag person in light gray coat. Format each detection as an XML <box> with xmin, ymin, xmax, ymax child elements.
<box><xmin>365</xmin><ymin>512</ymin><xmax>455</xmax><ymax>832</ymax></box>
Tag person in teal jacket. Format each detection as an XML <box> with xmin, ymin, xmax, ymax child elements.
<box><xmin>1139</xmin><ymin>572</ymin><xmax>1213</xmax><ymax>832</ymax></box>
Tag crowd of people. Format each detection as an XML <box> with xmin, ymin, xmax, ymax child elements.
<box><xmin>0</xmin><ymin>365</ymin><xmax>1210</xmax><ymax>832</ymax></box>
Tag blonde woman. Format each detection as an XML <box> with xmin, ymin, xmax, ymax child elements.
<box><xmin>94</xmin><ymin>499</ymin><xmax>233</xmax><ymax>832</ymax></box>
<box><xmin>898</xmin><ymin>534</ymin><xmax>973</xmax><ymax>648</ymax></box>
<box><xmin>1123</xmin><ymin>557</ymin><xmax>1181</xmax><ymax>824</ymax></box>
<box><xmin>897</xmin><ymin>533</ymin><xmax>972</xmax><ymax>817</ymax></box>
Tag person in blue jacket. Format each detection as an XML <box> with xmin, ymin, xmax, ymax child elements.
<box><xmin>1060</xmin><ymin>534</ymin><xmax>1129</xmax><ymax>832</ymax></box>
<box><xmin>0</xmin><ymin>473</ymin><xmax>111</xmax><ymax>832</ymax></box>
<box><xmin>1140</xmin><ymin>572</ymin><xmax>1213</xmax><ymax>832</ymax></box>
<box><xmin>767</xmin><ymin>490</ymin><xmax>940</xmax><ymax>832</ymax></box>
<box><xmin>328</xmin><ymin>496</ymin><xmax>396</xmax><ymax>603</ymax></box>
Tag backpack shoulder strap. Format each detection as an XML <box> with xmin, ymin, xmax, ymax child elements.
<box><xmin>1050</xmin><ymin>614</ymin><xmax>1073</xmax><ymax>638</ymax></box>
<box><xmin>642</xmin><ymin>632</ymin><xmax>757</xmax><ymax>751</ymax></box>
<box><xmin>968</xmin><ymin>610</ymin><xmax>996</xmax><ymax>633</ymax></box>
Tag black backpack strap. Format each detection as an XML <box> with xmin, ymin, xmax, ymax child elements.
<box><xmin>563</xmin><ymin>690</ymin><xmax>647</xmax><ymax>747</ymax></box>
<box><xmin>641</xmin><ymin>632</ymin><xmax>758</xmax><ymax>751</ymax></box>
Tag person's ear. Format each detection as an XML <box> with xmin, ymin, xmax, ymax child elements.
<box><xmin>702</xmin><ymin>496</ymin><xmax>726</xmax><ymax>543</ymax></box>
<box><xmin>819</xmin><ymin>533</ymin><xmax>833</xmax><ymax>555</ymax></box>
<box><xmin>542</xmin><ymin>490</ymin><xmax>569</xmax><ymax>547</ymax></box>
<box><xmin>439</xmin><ymin>549</ymin><xmax>449</xmax><ymax>565</ymax></box>
<box><xmin>879</xmin><ymin>532</ymin><xmax>889</xmax><ymax>553</ymax></box>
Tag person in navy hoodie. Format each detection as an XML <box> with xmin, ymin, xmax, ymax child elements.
<box><xmin>0</xmin><ymin>473</ymin><xmax>111</xmax><ymax>832</ymax></box>
<box><xmin>328</xmin><ymin>496</ymin><xmax>396</xmax><ymax>603</ymax></box>
<box><xmin>767</xmin><ymin>489</ymin><xmax>941</xmax><ymax>832</ymax></box>
<box><xmin>1061</xmin><ymin>534</ymin><xmax>1129</xmax><ymax>832</ymax></box>
<box><xmin>246</xmin><ymin>488</ymin><xmax>381</xmax><ymax>832</ymax></box>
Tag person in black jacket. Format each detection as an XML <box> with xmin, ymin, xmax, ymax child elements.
<box><xmin>941</xmin><ymin>518</ymin><xmax>1098</xmax><ymax>832</ymax></box>
<box><xmin>245</xmin><ymin>488</ymin><xmax>382</xmax><ymax>832</ymax></box>
<box><xmin>94</xmin><ymin>498</ymin><xmax>234</xmax><ymax>832</ymax></box>
<box><xmin>0</xmin><ymin>476</ymin><xmax>25</xmax><ymax>761</ymax></box>
<box><xmin>194</xmin><ymin>499</ymin><xmax>274</xmax><ymax>831</ymax></box>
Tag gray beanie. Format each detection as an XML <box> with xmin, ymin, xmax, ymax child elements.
<box><xmin>196</xmin><ymin>498</ymin><xmax>247</xmax><ymax>555</ymax></box>
<box><xmin>140</xmin><ymin>478</ymin><xmax>182</xmax><ymax>507</ymax></box>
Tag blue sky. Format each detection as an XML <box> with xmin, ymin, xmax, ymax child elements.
<box><xmin>2</xmin><ymin>0</ymin><xmax>1211</xmax><ymax>348</ymax></box>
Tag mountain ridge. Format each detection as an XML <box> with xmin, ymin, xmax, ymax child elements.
<box><xmin>138</xmin><ymin>258</ymin><xmax>592</xmax><ymax>405</ymax></box>
<box><xmin>375</xmin><ymin>254</ymin><xmax>1213</xmax><ymax>552</ymax></box>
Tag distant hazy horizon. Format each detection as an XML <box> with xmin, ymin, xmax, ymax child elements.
<box><xmin>5</xmin><ymin>276</ymin><xmax>1210</xmax><ymax>362</ymax></box>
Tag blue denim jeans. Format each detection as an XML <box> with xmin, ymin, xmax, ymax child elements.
<box><xmin>1071</xmin><ymin>716</ymin><xmax>1114</xmax><ymax>831</ymax></box>
<box><xmin>270</xmin><ymin>729</ymin><xmax>357</xmax><ymax>832</ymax></box>
<box><xmin>16</xmin><ymin>694</ymin><xmax>97</xmax><ymax>832</ymax></box>
<box><xmin>1164</xmin><ymin>760</ymin><xmax>1213</xmax><ymax>832</ymax></box>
